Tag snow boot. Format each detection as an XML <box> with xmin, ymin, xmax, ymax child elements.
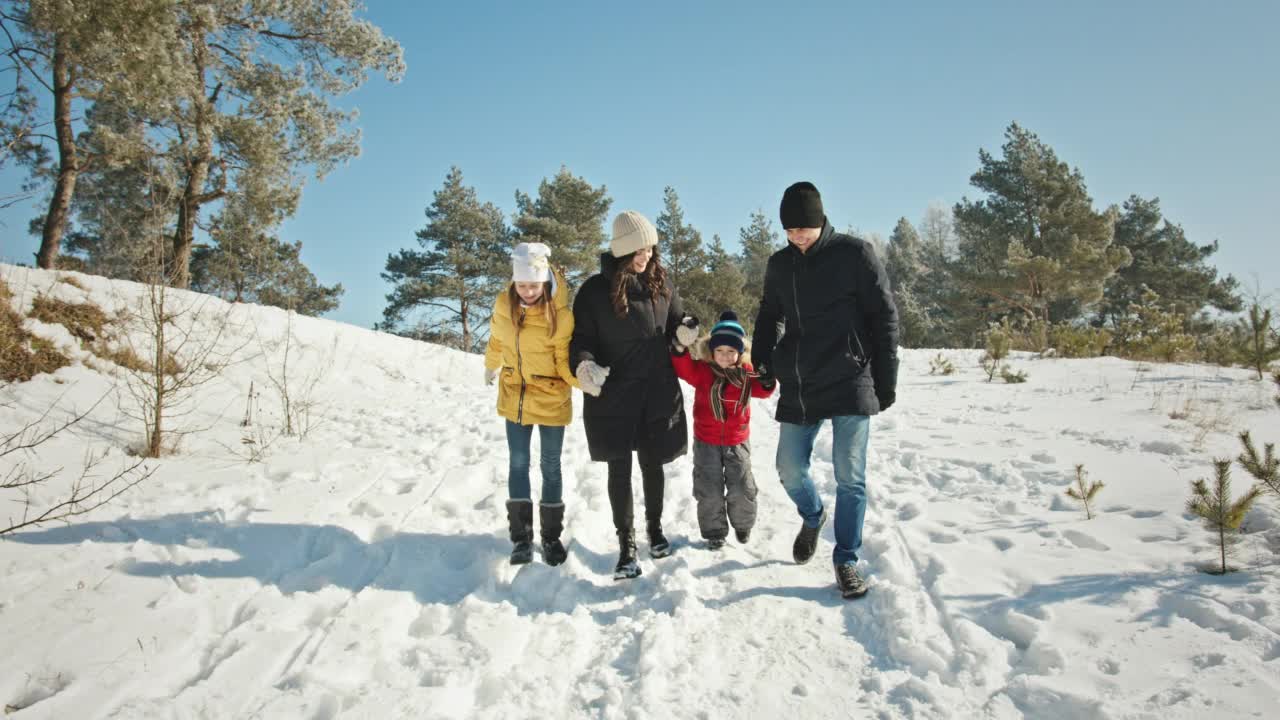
<box><xmin>613</xmin><ymin>529</ymin><xmax>641</xmax><ymax>580</ymax></box>
<box><xmin>539</xmin><ymin>502</ymin><xmax>568</xmax><ymax>567</ymax></box>
<box><xmin>506</xmin><ymin>499</ymin><xmax>534</xmax><ymax>565</ymax></box>
<box><xmin>647</xmin><ymin>521</ymin><xmax>672</xmax><ymax>559</ymax></box>
<box><xmin>836</xmin><ymin>562</ymin><xmax>869</xmax><ymax>599</ymax></box>
<box><xmin>735</xmin><ymin>528</ymin><xmax>751</xmax><ymax>544</ymax></box>
<box><xmin>792</xmin><ymin>507</ymin><xmax>827</xmax><ymax>564</ymax></box>
<box><xmin>706</xmin><ymin>537</ymin><xmax>726</xmax><ymax>551</ymax></box>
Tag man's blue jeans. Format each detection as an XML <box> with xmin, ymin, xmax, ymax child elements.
<box><xmin>505</xmin><ymin>421</ymin><xmax>565</xmax><ymax>503</ymax></box>
<box><xmin>776</xmin><ymin>415</ymin><xmax>869</xmax><ymax>566</ymax></box>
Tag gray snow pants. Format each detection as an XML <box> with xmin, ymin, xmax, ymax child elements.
<box><xmin>691</xmin><ymin>438</ymin><xmax>757</xmax><ymax>540</ymax></box>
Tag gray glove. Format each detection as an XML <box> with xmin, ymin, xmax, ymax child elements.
<box><xmin>576</xmin><ymin>360</ymin><xmax>610</xmax><ymax>397</ymax></box>
<box><xmin>485</xmin><ymin>367</ymin><xmax>498</xmax><ymax>386</ymax></box>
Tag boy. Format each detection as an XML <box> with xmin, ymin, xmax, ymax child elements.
<box><xmin>671</xmin><ymin>311</ymin><xmax>775</xmax><ymax>549</ymax></box>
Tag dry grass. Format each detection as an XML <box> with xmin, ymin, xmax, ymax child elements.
<box><xmin>58</xmin><ymin>274</ymin><xmax>86</xmax><ymax>290</ymax></box>
<box><xmin>1</xmin><ymin>279</ymin><xmax>71</xmax><ymax>383</ymax></box>
<box><xmin>29</xmin><ymin>294</ymin><xmax>110</xmax><ymax>343</ymax></box>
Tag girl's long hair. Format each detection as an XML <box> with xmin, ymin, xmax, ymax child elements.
<box><xmin>507</xmin><ymin>280</ymin><xmax>557</xmax><ymax>337</ymax></box>
<box><xmin>610</xmin><ymin>247</ymin><xmax>669</xmax><ymax>319</ymax></box>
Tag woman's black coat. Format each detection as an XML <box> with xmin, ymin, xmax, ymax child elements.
<box><xmin>570</xmin><ymin>253</ymin><xmax>688</xmax><ymax>463</ymax></box>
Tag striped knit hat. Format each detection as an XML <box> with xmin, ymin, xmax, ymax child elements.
<box><xmin>709</xmin><ymin>310</ymin><xmax>746</xmax><ymax>353</ymax></box>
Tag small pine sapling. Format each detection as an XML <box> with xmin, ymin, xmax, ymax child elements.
<box><xmin>1064</xmin><ymin>464</ymin><xmax>1104</xmax><ymax>519</ymax></box>
<box><xmin>1237</xmin><ymin>303</ymin><xmax>1280</xmax><ymax>381</ymax></box>
<box><xmin>1237</xmin><ymin>431</ymin><xmax>1279</xmax><ymax>498</ymax></box>
<box><xmin>1186</xmin><ymin>460</ymin><xmax>1262</xmax><ymax>574</ymax></box>
<box><xmin>981</xmin><ymin>319</ymin><xmax>1012</xmax><ymax>382</ymax></box>
<box><xmin>1000</xmin><ymin>366</ymin><xmax>1028</xmax><ymax>384</ymax></box>
<box><xmin>929</xmin><ymin>353</ymin><xmax>955</xmax><ymax>376</ymax></box>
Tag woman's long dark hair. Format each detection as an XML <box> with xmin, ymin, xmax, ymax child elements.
<box><xmin>610</xmin><ymin>247</ymin><xmax>669</xmax><ymax>319</ymax></box>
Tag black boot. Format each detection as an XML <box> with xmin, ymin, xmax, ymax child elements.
<box><xmin>648</xmin><ymin>521</ymin><xmax>671</xmax><ymax>559</ymax></box>
<box><xmin>506</xmin><ymin>499</ymin><xmax>534</xmax><ymax>565</ymax></box>
<box><xmin>613</xmin><ymin>529</ymin><xmax>640</xmax><ymax>580</ymax></box>
<box><xmin>539</xmin><ymin>502</ymin><xmax>568</xmax><ymax>567</ymax></box>
<box><xmin>836</xmin><ymin>562</ymin><xmax>869</xmax><ymax>599</ymax></box>
<box><xmin>792</xmin><ymin>507</ymin><xmax>827</xmax><ymax>565</ymax></box>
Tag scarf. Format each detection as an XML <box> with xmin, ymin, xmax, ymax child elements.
<box><xmin>709</xmin><ymin>364</ymin><xmax>754</xmax><ymax>422</ymax></box>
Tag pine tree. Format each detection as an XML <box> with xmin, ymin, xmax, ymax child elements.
<box><xmin>1064</xmin><ymin>464</ymin><xmax>1104</xmax><ymax>519</ymax></box>
<box><xmin>1236</xmin><ymin>303</ymin><xmax>1280</xmax><ymax>381</ymax></box>
<box><xmin>191</xmin><ymin>203</ymin><xmax>342</xmax><ymax>316</ymax></box>
<box><xmin>701</xmin><ymin>234</ymin><xmax>751</xmax><ymax>330</ymax></box>
<box><xmin>953</xmin><ymin>123</ymin><xmax>1130</xmax><ymax>329</ymax></box>
<box><xmin>1187</xmin><ymin>460</ymin><xmax>1262</xmax><ymax>574</ymax></box>
<box><xmin>886</xmin><ymin>217</ymin><xmax>932</xmax><ymax>347</ymax></box>
<box><xmin>1237</xmin><ymin>431</ymin><xmax>1279</xmax><ymax>498</ymax></box>
<box><xmin>162</xmin><ymin>2</ymin><xmax>403</xmax><ymax>288</ymax></box>
<box><xmin>2</xmin><ymin>0</ymin><xmax>181</xmax><ymax>270</ymax></box>
<box><xmin>656</xmin><ymin>186</ymin><xmax>711</xmax><ymax>322</ymax></box>
<box><xmin>380</xmin><ymin>167</ymin><xmax>507</xmax><ymax>351</ymax></box>
<box><xmin>737</xmin><ymin>210</ymin><xmax>779</xmax><ymax>325</ymax></box>
<box><xmin>916</xmin><ymin>203</ymin><xmax>963</xmax><ymax>347</ymax></box>
<box><xmin>1099</xmin><ymin>195</ymin><xmax>1241</xmax><ymax>328</ymax></box>
<box><xmin>1112</xmin><ymin>287</ymin><xmax>1197</xmax><ymax>362</ymax></box>
<box><xmin>512</xmin><ymin>167</ymin><xmax>612</xmax><ymax>289</ymax></box>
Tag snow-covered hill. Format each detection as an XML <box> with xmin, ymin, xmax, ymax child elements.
<box><xmin>2</xmin><ymin>263</ymin><xmax>1278</xmax><ymax>719</ymax></box>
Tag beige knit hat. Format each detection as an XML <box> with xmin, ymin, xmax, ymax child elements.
<box><xmin>610</xmin><ymin>210</ymin><xmax>659</xmax><ymax>258</ymax></box>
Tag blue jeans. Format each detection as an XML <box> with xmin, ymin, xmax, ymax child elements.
<box><xmin>505</xmin><ymin>422</ymin><xmax>565</xmax><ymax>503</ymax></box>
<box><xmin>776</xmin><ymin>415</ymin><xmax>869</xmax><ymax>566</ymax></box>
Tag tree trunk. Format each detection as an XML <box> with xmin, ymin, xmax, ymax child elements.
<box><xmin>36</xmin><ymin>38</ymin><xmax>76</xmax><ymax>270</ymax></box>
<box><xmin>460</xmin><ymin>294</ymin><xmax>470</xmax><ymax>352</ymax></box>
<box><xmin>1219</xmin><ymin>524</ymin><xmax>1227</xmax><ymax>574</ymax></box>
<box><xmin>170</xmin><ymin>31</ymin><xmax>214</xmax><ymax>289</ymax></box>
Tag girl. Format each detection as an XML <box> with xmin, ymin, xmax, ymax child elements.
<box><xmin>484</xmin><ymin>242</ymin><xmax>577</xmax><ymax>566</ymax></box>
<box><xmin>571</xmin><ymin>210</ymin><xmax>688</xmax><ymax>580</ymax></box>
<box><xmin>671</xmin><ymin>311</ymin><xmax>774</xmax><ymax>549</ymax></box>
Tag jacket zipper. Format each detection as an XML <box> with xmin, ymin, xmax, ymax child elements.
<box><xmin>516</xmin><ymin>307</ymin><xmax>527</xmax><ymax>424</ymax></box>
<box><xmin>792</xmin><ymin>252</ymin><xmax>807</xmax><ymax>424</ymax></box>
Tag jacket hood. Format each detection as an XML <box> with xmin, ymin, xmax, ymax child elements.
<box><xmin>691</xmin><ymin>335</ymin><xmax>752</xmax><ymax>367</ymax></box>
<box><xmin>785</xmin><ymin>218</ymin><xmax>836</xmax><ymax>258</ymax></box>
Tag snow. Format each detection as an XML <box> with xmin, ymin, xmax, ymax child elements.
<box><xmin>2</xmin><ymin>264</ymin><xmax>1278</xmax><ymax>719</ymax></box>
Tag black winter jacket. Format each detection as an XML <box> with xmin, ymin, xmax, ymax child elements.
<box><xmin>750</xmin><ymin>222</ymin><xmax>899</xmax><ymax>424</ymax></box>
<box><xmin>570</xmin><ymin>253</ymin><xmax>688</xmax><ymax>463</ymax></box>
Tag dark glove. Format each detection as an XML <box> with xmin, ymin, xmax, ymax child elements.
<box><xmin>756</xmin><ymin>363</ymin><xmax>776</xmax><ymax>390</ymax></box>
<box><xmin>877</xmin><ymin>389</ymin><xmax>895</xmax><ymax>412</ymax></box>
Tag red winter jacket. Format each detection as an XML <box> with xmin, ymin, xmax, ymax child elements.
<box><xmin>671</xmin><ymin>351</ymin><xmax>774</xmax><ymax>446</ymax></box>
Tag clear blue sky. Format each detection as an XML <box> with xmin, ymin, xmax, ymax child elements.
<box><xmin>3</xmin><ymin>1</ymin><xmax>1277</xmax><ymax>327</ymax></box>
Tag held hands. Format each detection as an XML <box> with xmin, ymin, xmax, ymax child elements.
<box><xmin>673</xmin><ymin>316</ymin><xmax>699</xmax><ymax>352</ymax></box>
<box><xmin>485</xmin><ymin>367</ymin><xmax>498</xmax><ymax>386</ymax></box>
<box><xmin>576</xmin><ymin>360</ymin><xmax>610</xmax><ymax>397</ymax></box>
<box><xmin>754</xmin><ymin>363</ymin><xmax>776</xmax><ymax>391</ymax></box>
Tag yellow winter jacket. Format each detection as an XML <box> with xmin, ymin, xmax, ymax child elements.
<box><xmin>484</xmin><ymin>273</ymin><xmax>578</xmax><ymax>426</ymax></box>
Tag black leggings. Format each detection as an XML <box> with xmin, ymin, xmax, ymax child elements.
<box><xmin>606</xmin><ymin>451</ymin><xmax>665</xmax><ymax>534</ymax></box>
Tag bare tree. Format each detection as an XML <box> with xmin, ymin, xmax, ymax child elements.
<box><xmin>1</xmin><ymin>390</ymin><xmax>155</xmax><ymax>535</ymax></box>
<box><xmin>255</xmin><ymin>310</ymin><xmax>333</xmax><ymax>439</ymax></box>
<box><xmin>111</xmin><ymin>167</ymin><xmax>243</xmax><ymax>457</ymax></box>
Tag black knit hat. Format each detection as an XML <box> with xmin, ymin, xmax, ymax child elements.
<box><xmin>709</xmin><ymin>310</ymin><xmax>746</xmax><ymax>353</ymax></box>
<box><xmin>780</xmin><ymin>181</ymin><xmax>824</xmax><ymax>229</ymax></box>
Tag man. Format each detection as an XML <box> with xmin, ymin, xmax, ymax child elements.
<box><xmin>751</xmin><ymin>181</ymin><xmax>899</xmax><ymax>599</ymax></box>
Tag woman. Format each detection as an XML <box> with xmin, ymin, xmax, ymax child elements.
<box><xmin>571</xmin><ymin>210</ymin><xmax>688</xmax><ymax>580</ymax></box>
<box><xmin>484</xmin><ymin>242</ymin><xmax>577</xmax><ymax>566</ymax></box>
